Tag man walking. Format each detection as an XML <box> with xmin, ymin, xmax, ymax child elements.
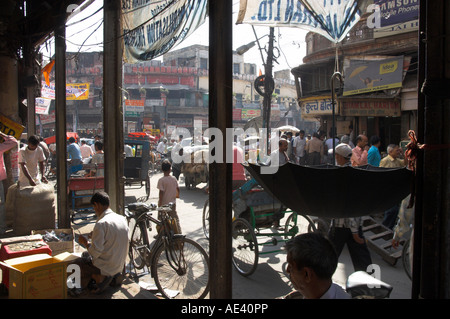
<box><xmin>328</xmin><ymin>143</ymin><xmax>373</xmax><ymax>272</ymax></box>
<box><xmin>293</xmin><ymin>130</ymin><xmax>307</xmax><ymax>165</ymax></box>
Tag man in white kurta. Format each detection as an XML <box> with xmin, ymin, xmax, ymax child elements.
<box><xmin>77</xmin><ymin>191</ymin><xmax>128</xmax><ymax>293</ymax></box>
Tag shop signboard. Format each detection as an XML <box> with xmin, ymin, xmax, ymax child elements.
<box><xmin>23</xmin><ymin>97</ymin><xmax>52</xmax><ymax>115</ymax></box>
<box><xmin>373</xmin><ymin>0</ymin><xmax>419</xmax><ymax>38</ymax></box>
<box><xmin>241</xmin><ymin>109</ymin><xmax>261</xmax><ymax>120</ymax></box>
<box><xmin>341</xmin><ymin>100</ymin><xmax>401</xmax><ymax>117</ymax></box>
<box><xmin>299</xmin><ymin>96</ymin><xmax>334</xmax><ymax>118</ymax></box>
<box><xmin>171</xmin><ymin>118</ymin><xmax>193</xmax><ymax>128</ymax></box>
<box><xmin>0</xmin><ymin>114</ymin><xmax>25</xmax><ymax>139</ymax></box>
<box><xmin>125</xmin><ymin>100</ymin><xmax>145</xmax><ymax>117</ymax></box>
<box><xmin>233</xmin><ymin>109</ymin><xmax>242</xmax><ymax>121</ymax></box>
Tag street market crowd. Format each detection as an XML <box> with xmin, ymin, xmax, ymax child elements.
<box><xmin>0</xmin><ymin>127</ymin><xmax>413</xmax><ymax>299</ymax></box>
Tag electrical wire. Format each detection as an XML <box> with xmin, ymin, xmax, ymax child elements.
<box><xmin>66</xmin><ymin>5</ymin><xmax>103</xmax><ymax>27</ymax></box>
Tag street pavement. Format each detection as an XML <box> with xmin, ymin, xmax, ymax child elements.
<box><xmin>122</xmin><ymin>171</ymin><xmax>412</xmax><ymax>299</ymax></box>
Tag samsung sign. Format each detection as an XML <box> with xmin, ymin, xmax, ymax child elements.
<box><xmin>373</xmin><ymin>0</ymin><xmax>419</xmax><ymax>38</ymax></box>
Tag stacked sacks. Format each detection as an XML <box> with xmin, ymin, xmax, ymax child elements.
<box><xmin>181</xmin><ymin>149</ymin><xmax>209</xmax><ymax>174</ymax></box>
<box><xmin>6</xmin><ymin>182</ymin><xmax>56</xmax><ymax>236</ymax></box>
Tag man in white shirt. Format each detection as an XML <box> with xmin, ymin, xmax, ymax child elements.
<box><xmin>293</xmin><ymin>130</ymin><xmax>307</xmax><ymax>164</ymax></box>
<box><xmin>77</xmin><ymin>191</ymin><xmax>129</xmax><ymax>294</ymax></box>
<box><xmin>80</xmin><ymin>140</ymin><xmax>93</xmax><ymax>159</ymax></box>
<box><xmin>18</xmin><ymin>135</ymin><xmax>48</xmax><ymax>187</ymax></box>
<box><xmin>156</xmin><ymin>138</ymin><xmax>167</xmax><ymax>154</ymax></box>
<box><xmin>284</xmin><ymin>233</ymin><xmax>351</xmax><ymax>299</ymax></box>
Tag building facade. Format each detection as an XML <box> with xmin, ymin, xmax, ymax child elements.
<box><xmin>291</xmin><ymin>0</ymin><xmax>419</xmax><ymax>152</ymax></box>
<box><xmin>39</xmin><ymin>44</ymin><xmax>303</xmax><ymax>138</ymax></box>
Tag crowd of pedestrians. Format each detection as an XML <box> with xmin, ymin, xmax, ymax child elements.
<box><xmin>266</xmin><ymin>125</ymin><xmax>410</xmax><ymax>283</ymax></box>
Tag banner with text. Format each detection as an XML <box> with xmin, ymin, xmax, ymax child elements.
<box><xmin>122</xmin><ymin>0</ymin><xmax>208</xmax><ymax>63</ymax></box>
<box><xmin>41</xmin><ymin>82</ymin><xmax>90</xmax><ymax>100</ymax></box>
<box><xmin>237</xmin><ymin>0</ymin><xmax>361</xmax><ymax>43</ymax></box>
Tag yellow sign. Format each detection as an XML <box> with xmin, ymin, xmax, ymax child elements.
<box><xmin>41</xmin><ymin>82</ymin><xmax>90</xmax><ymax>100</ymax></box>
<box><xmin>0</xmin><ymin>114</ymin><xmax>25</xmax><ymax>139</ymax></box>
<box><xmin>380</xmin><ymin>60</ymin><xmax>398</xmax><ymax>75</ymax></box>
<box><xmin>66</xmin><ymin>83</ymin><xmax>90</xmax><ymax>100</ymax></box>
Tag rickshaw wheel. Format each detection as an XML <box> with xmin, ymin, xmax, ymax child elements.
<box><xmin>232</xmin><ymin>218</ymin><xmax>259</xmax><ymax>277</ymax></box>
<box><xmin>284</xmin><ymin>213</ymin><xmax>317</xmax><ymax>239</ymax></box>
<box><xmin>202</xmin><ymin>199</ymin><xmax>209</xmax><ymax>239</ymax></box>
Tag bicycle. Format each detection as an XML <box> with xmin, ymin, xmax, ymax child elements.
<box><xmin>125</xmin><ymin>202</ymin><xmax>210</xmax><ymax>299</ymax></box>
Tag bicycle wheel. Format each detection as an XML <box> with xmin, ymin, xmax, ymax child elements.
<box><xmin>402</xmin><ymin>238</ymin><xmax>412</xmax><ymax>280</ymax></box>
<box><xmin>152</xmin><ymin>237</ymin><xmax>210</xmax><ymax>299</ymax></box>
<box><xmin>284</xmin><ymin>213</ymin><xmax>317</xmax><ymax>239</ymax></box>
<box><xmin>232</xmin><ymin>218</ymin><xmax>259</xmax><ymax>277</ymax></box>
<box><xmin>202</xmin><ymin>199</ymin><xmax>209</xmax><ymax>239</ymax></box>
<box><xmin>129</xmin><ymin>220</ymin><xmax>149</xmax><ymax>270</ymax></box>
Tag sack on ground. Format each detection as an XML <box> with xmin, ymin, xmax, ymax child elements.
<box><xmin>10</xmin><ymin>183</ymin><xmax>56</xmax><ymax>236</ymax></box>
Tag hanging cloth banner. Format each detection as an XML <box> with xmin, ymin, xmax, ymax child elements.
<box><xmin>236</xmin><ymin>0</ymin><xmax>363</xmax><ymax>43</ymax></box>
<box><xmin>122</xmin><ymin>0</ymin><xmax>208</xmax><ymax>63</ymax></box>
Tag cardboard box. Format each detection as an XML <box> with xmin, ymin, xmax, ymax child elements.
<box><xmin>31</xmin><ymin>228</ymin><xmax>75</xmax><ymax>256</ymax></box>
<box><xmin>0</xmin><ymin>253</ymin><xmax>73</xmax><ymax>299</ymax></box>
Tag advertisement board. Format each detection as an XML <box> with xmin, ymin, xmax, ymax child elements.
<box><xmin>373</xmin><ymin>0</ymin><xmax>419</xmax><ymax>38</ymax></box>
<box><xmin>41</xmin><ymin>82</ymin><xmax>90</xmax><ymax>100</ymax></box>
<box><xmin>343</xmin><ymin>56</ymin><xmax>404</xmax><ymax>96</ymax></box>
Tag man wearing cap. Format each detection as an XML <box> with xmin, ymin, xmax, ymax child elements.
<box><xmin>327</xmin><ymin>143</ymin><xmax>373</xmax><ymax>272</ymax></box>
<box><xmin>329</xmin><ymin>143</ymin><xmax>353</xmax><ymax>166</ymax></box>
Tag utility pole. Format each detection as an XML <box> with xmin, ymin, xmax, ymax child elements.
<box><xmin>262</xmin><ymin>27</ymin><xmax>275</xmax><ymax>151</ymax></box>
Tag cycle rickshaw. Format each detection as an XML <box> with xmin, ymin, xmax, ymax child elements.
<box><xmin>202</xmin><ymin>177</ymin><xmax>318</xmax><ymax>277</ymax></box>
<box><xmin>124</xmin><ymin>132</ymin><xmax>156</xmax><ymax>200</ymax></box>
<box><xmin>203</xmin><ymin>161</ymin><xmax>413</xmax><ymax>277</ymax></box>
